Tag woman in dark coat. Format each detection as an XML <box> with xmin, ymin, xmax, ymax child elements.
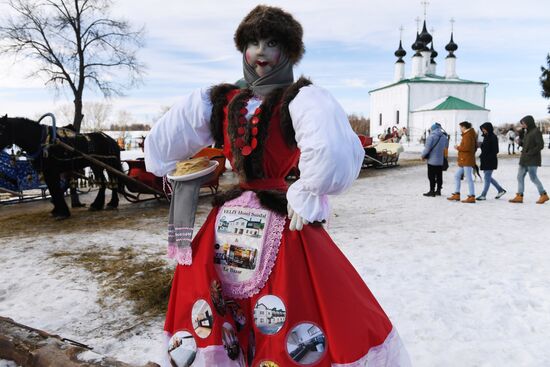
<box><xmin>477</xmin><ymin>122</ymin><xmax>506</xmax><ymax>200</ymax></box>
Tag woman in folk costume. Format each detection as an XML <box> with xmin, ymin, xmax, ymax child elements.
<box><xmin>145</xmin><ymin>5</ymin><xmax>410</xmax><ymax>367</ymax></box>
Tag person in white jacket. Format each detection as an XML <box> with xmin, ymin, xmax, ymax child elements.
<box><xmin>506</xmin><ymin>128</ymin><xmax>516</xmax><ymax>155</ymax></box>
<box><xmin>145</xmin><ymin>5</ymin><xmax>410</xmax><ymax>367</ymax></box>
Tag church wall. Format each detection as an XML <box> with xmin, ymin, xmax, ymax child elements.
<box><xmin>369</xmin><ymin>84</ymin><xmax>409</xmax><ymax>139</ymax></box>
<box><xmin>409</xmin><ymin>83</ymin><xmax>487</xmax><ymax>111</ymax></box>
<box><xmin>410</xmin><ymin>109</ymin><xmax>489</xmax><ymax>144</ymax></box>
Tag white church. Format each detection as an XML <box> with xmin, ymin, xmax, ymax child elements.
<box><xmin>369</xmin><ymin>19</ymin><xmax>490</xmax><ymax>144</ymax></box>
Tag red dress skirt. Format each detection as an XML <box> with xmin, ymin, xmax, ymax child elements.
<box><xmin>164</xmin><ymin>191</ymin><xmax>409</xmax><ymax>367</ymax></box>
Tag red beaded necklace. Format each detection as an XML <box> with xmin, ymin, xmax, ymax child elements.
<box><xmin>235</xmin><ymin>101</ymin><xmax>262</xmax><ymax>156</ymax></box>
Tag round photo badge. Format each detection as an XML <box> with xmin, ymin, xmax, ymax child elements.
<box><xmin>226</xmin><ymin>299</ymin><xmax>246</xmax><ymax>331</ymax></box>
<box><xmin>168</xmin><ymin>330</ymin><xmax>197</xmax><ymax>367</ymax></box>
<box><xmin>222</xmin><ymin>322</ymin><xmax>242</xmax><ymax>361</ymax></box>
<box><xmin>257</xmin><ymin>361</ymin><xmax>280</xmax><ymax>367</ymax></box>
<box><xmin>253</xmin><ymin>295</ymin><xmax>286</xmax><ymax>335</ymax></box>
<box><xmin>191</xmin><ymin>299</ymin><xmax>214</xmax><ymax>338</ymax></box>
<box><xmin>210</xmin><ymin>279</ymin><xmax>226</xmax><ymax>316</ymax></box>
<box><xmin>286</xmin><ymin>323</ymin><xmax>327</xmax><ymax>365</ymax></box>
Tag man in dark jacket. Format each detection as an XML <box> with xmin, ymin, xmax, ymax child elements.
<box><xmin>509</xmin><ymin>115</ymin><xmax>549</xmax><ymax>204</ymax></box>
<box><xmin>477</xmin><ymin>122</ymin><xmax>506</xmax><ymax>200</ymax></box>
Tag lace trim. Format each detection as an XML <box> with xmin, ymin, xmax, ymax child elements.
<box><xmin>216</xmin><ymin>191</ymin><xmax>285</xmax><ymax>299</ymax></box>
<box><xmin>331</xmin><ymin>327</ymin><xmax>411</xmax><ymax>367</ymax></box>
<box><xmin>167</xmin><ymin>245</ymin><xmax>192</xmax><ymax>265</ymax></box>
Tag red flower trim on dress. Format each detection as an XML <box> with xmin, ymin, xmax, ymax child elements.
<box><xmin>215</xmin><ymin>191</ymin><xmax>285</xmax><ymax>299</ymax></box>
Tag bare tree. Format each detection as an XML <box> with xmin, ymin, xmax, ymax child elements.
<box><xmin>348</xmin><ymin>114</ymin><xmax>370</xmax><ymax>136</ymax></box>
<box><xmin>84</xmin><ymin>101</ymin><xmax>112</xmax><ymax>131</ymax></box>
<box><xmin>0</xmin><ymin>0</ymin><xmax>145</xmax><ymax>132</ymax></box>
<box><xmin>55</xmin><ymin>101</ymin><xmax>112</xmax><ymax>130</ymax></box>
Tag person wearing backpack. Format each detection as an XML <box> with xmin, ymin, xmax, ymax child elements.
<box><xmin>421</xmin><ymin>122</ymin><xmax>448</xmax><ymax>197</ymax></box>
<box><xmin>476</xmin><ymin>122</ymin><xmax>506</xmax><ymax>200</ymax></box>
<box><xmin>505</xmin><ymin>128</ymin><xmax>516</xmax><ymax>155</ymax></box>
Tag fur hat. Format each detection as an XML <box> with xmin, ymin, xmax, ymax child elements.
<box><xmin>234</xmin><ymin>5</ymin><xmax>305</xmax><ymax>64</ymax></box>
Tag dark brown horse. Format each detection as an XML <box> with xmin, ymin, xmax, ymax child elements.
<box><xmin>0</xmin><ymin>115</ymin><xmax>123</xmax><ymax>218</ymax></box>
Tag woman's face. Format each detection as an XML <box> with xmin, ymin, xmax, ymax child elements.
<box><xmin>245</xmin><ymin>38</ymin><xmax>281</xmax><ymax>77</ymax></box>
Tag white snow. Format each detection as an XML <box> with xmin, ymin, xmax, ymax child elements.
<box><xmin>1</xmin><ymin>144</ymin><xmax>550</xmax><ymax>366</ymax></box>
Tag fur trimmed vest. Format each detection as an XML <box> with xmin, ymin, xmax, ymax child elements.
<box><xmin>208</xmin><ymin>77</ymin><xmax>312</xmax><ymax>214</ymax></box>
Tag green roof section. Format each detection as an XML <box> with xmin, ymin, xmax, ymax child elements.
<box><xmin>368</xmin><ymin>75</ymin><xmax>488</xmax><ymax>93</ymax></box>
<box><xmin>433</xmin><ymin>96</ymin><xmax>488</xmax><ymax>111</ymax></box>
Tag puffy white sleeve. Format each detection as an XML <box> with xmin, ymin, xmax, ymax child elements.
<box><xmin>286</xmin><ymin>85</ymin><xmax>364</xmax><ymax>222</ymax></box>
<box><xmin>144</xmin><ymin>88</ymin><xmax>214</xmax><ymax>177</ymax></box>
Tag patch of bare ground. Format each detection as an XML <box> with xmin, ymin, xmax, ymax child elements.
<box><xmin>51</xmin><ymin>247</ymin><xmax>173</xmax><ymax>318</ymax></box>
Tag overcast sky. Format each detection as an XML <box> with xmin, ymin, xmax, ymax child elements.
<box><xmin>1</xmin><ymin>0</ymin><xmax>550</xmax><ymax>126</ymax></box>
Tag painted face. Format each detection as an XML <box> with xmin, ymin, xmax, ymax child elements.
<box><xmin>245</xmin><ymin>39</ymin><xmax>281</xmax><ymax>77</ymax></box>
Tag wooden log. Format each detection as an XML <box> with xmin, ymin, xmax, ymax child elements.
<box><xmin>0</xmin><ymin>316</ymin><xmax>159</xmax><ymax>367</ymax></box>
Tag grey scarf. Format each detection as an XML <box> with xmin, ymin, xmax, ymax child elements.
<box><xmin>243</xmin><ymin>53</ymin><xmax>294</xmax><ymax>97</ymax></box>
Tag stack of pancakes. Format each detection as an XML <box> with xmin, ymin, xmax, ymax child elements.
<box><xmin>172</xmin><ymin>157</ymin><xmax>210</xmax><ymax>176</ymax></box>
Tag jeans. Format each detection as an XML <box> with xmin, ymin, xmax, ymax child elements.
<box><xmin>517</xmin><ymin>166</ymin><xmax>546</xmax><ymax>195</ymax></box>
<box><xmin>427</xmin><ymin>164</ymin><xmax>443</xmax><ymax>192</ymax></box>
<box><xmin>480</xmin><ymin>170</ymin><xmax>504</xmax><ymax>196</ymax></box>
<box><xmin>454</xmin><ymin>166</ymin><xmax>475</xmax><ymax>196</ymax></box>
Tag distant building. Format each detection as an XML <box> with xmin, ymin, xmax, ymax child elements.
<box><xmin>369</xmin><ymin>18</ymin><xmax>489</xmax><ymax>143</ymax></box>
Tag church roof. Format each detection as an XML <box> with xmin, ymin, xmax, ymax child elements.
<box><xmin>414</xmin><ymin>96</ymin><xmax>488</xmax><ymax>112</ymax></box>
<box><xmin>369</xmin><ymin>75</ymin><xmax>488</xmax><ymax>93</ymax></box>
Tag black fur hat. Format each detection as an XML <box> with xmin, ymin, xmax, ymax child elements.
<box><xmin>234</xmin><ymin>5</ymin><xmax>305</xmax><ymax>64</ymax></box>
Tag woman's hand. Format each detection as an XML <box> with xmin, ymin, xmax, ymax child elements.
<box><xmin>287</xmin><ymin>203</ymin><xmax>309</xmax><ymax>231</ymax></box>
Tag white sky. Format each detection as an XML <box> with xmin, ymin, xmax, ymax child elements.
<box><xmin>1</xmin><ymin>0</ymin><xmax>550</xmax><ymax>125</ymax></box>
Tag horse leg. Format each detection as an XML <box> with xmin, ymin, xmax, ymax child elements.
<box><xmin>89</xmin><ymin>166</ymin><xmax>106</xmax><ymax>211</ymax></box>
<box><xmin>106</xmin><ymin>168</ymin><xmax>119</xmax><ymax>209</ymax></box>
<box><xmin>70</xmin><ymin>174</ymin><xmax>86</xmax><ymax>208</ymax></box>
<box><xmin>44</xmin><ymin>171</ymin><xmax>70</xmax><ymax>219</ymax></box>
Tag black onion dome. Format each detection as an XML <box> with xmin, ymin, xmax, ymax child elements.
<box><xmin>395</xmin><ymin>40</ymin><xmax>407</xmax><ymax>60</ymax></box>
<box><xmin>419</xmin><ymin>20</ymin><xmax>433</xmax><ymax>44</ymax></box>
<box><xmin>430</xmin><ymin>42</ymin><xmax>438</xmax><ymax>59</ymax></box>
<box><xmin>411</xmin><ymin>32</ymin><xmax>424</xmax><ymax>56</ymax></box>
<box><xmin>445</xmin><ymin>32</ymin><xmax>458</xmax><ymax>53</ymax></box>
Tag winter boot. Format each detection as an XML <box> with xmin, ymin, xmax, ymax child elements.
<box><xmin>423</xmin><ymin>191</ymin><xmax>436</xmax><ymax>197</ymax></box>
<box><xmin>536</xmin><ymin>192</ymin><xmax>549</xmax><ymax>204</ymax></box>
<box><xmin>509</xmin><ymin>193</ymin><xmax>523</xmax><ymax>203</ymax></box>
<box><xmin>435</xmin><ymin>189</ymin><xmax>442</xmax><ymax>196</ymax></box>
<box><xmin>495</xmin><ymin>190</ymin><xmax>507</xmax><ymax>199</ymax></box>
<box><xmin>447</xmin><ymin>193</ymin><xmax>460</xmax><ymax>201</ymax></box>
<box><xmin>461</xmin><ymin>195</ymin><xmax>476</xmax><ymax>203</ymax></box>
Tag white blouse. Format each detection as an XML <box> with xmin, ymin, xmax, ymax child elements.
<box><xmin>144</xmin><ymin>84</ymin><xmax>364</xmax><ymax>222</ymax></box>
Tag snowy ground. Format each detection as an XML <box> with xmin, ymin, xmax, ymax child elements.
<box><xmin>1</xmin><ymin>143</ymin><xmax>550</xmax><ymax>366</ymax></box>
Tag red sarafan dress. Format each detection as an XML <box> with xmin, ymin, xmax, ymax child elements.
<box><xmin>146</xmin><ymin>80</ymin><xmax>410</xmax><ymax>367</ymax></box>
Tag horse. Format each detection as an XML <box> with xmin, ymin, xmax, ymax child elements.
<box><xmin>0</xmin><ymin>115</ymin><xmax>123</xmax><ymax>218</ymax></box>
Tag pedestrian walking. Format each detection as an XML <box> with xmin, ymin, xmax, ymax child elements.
<box><xmin>509</xmin><ymin>115</ymin><xmax>549</xmax><ymax>204</ymax></box>
<box><xmin>476</xmin><ymin>122</ymin><xmax>506</xmax><ymax>200</ymax></box>
<box><xmin>448</xmin><ymin>121</ymin><xmax>477</xmax><ymax>203</ymax></box>
<box><xmin>505</xmin><ymin>128</ymin><xmax>516</xmax><ymax>154</ymax></box>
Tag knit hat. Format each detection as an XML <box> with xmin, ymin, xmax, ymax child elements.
<box><xmin>431</xmin><ymin>122</ymin><xmax>441</xmax><ymax>131</ymax></box>
<box><xmin>234</xmin><ymin>5</ymin><xmax>305</xmax><ymax>64</ymax></box>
